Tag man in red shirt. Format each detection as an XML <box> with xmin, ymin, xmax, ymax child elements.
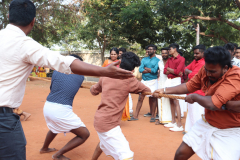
<box><xmin>184</xmin><ymin>45</ymin><xmax>205</xmax><ymax>133</ymax></box>
<box><xmin>163</xmin><ymin>43</ymin><xmax>185</xmax><ymax>132</ymax></box>
<box><xmin>153</xmin><ymin>46</ymin><xmax>240</xmax><ymax>160</ymax></box>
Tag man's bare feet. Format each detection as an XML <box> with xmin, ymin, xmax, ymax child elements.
<box><xmin>155</xmin><ymin>120</ymin><xmax>161</xmax><ymax>125</ymax></box>
<box><xmin>40</xmin><ymin>148</ymin><xmax>57</xmax><ymax>154</ymax></box>
<box><xmin>52</xmin><ymin>154</ymin><xmax>70</xmax><ymax>160</ymax></box>
<box><xmin>22</xmin><ymin>112</ymin><xmax>31</xmax><ymax>121</ymax></box>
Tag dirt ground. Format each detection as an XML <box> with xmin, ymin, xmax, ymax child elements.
<box><xmin>21</xmin><ymin>80</ymin><xmax>200</xmax><ymax>160</ymax></box>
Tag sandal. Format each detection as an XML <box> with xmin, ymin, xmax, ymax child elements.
<box><xmin>150</xmin><ymin>117</ymin><xmax>155</xmax><ymax>122</ymax></box>
<box><xmin>128</xmin><ymin>117</ymin><xmax>138</xmax><ymax>121</ymax></box>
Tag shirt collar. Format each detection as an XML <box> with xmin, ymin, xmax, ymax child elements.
<box><xmin>172</xmin><ymin>54</ymin><xmax>181</xmax><ymax>59</ymax></box>
<box><xmin>195</xmin><ymin>58</ymin><xmax>204</xmax><ymax>63</ymax></box>
<box><xmin>6</xmin><ymin>24</ymin><xmax>26</xmax><ymax>36</ymax></box>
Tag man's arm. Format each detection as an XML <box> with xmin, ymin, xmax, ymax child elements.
<box><xmin>185</xmin><ymin>69</ymin><xmax>192</xmax><ymax>75</ymax></box>
<box><xmin>90</xmin><ymin>78</ymin><xmax>102</xmax><ymax>96</ymax></box>
<box><xmin>21</xmin><ymin>39</ymin><xmax>133</xmax><ymax>79</ymax></box>
<box><xmin>186</xmin><ymin>94</ymin><xmax>221</xmax><ymax>111</ymax></box>
<box><xmin>225</xmin><ymin>101</ymin><xmax>240</xmax><ymax>113</ymax></box>
<box><xmin>163</xmin><ymin>60</ymin><xmax>169</xmax><ymax>74</ymax></box>
<box><xmin>167</xmin><ymin>67</ymin><xmax>175</xmax><ymax>74</ymax></box>
<box><xmin>173</xmin><ymin>58</ymin><xmax>185</xmax><ymax>75</ymax></box>
<box><xmin>70</xmin><ymin>60</ymin><xmax>133</xmax><ymax>78</ymax></box>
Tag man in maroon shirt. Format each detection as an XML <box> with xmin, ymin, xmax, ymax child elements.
<box><xmin>184</xmin><ymin>44</ymin><xmax>205</xmax><ymax>133</ymax></box>
<box><xmin>163</xmin><ymin>43</ymin><xmax>185</xmax><ymax>132</ymax></box>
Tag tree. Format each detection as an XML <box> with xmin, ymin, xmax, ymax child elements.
<box><xmin>78</xmin><ymin>0</ymin><xmax>131</xmax><ymax>64</ymax></box>
<box><xmin>0</xmin><ymin>0</ymin><xmax>82</xmax><ymax>47</ymax></box>
<box><xmin>156</xmin><ymin>0</ymin><xmax>240</xmax><ymax>44</ymax></box>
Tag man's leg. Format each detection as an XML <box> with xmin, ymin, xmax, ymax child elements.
<box><xmin>149</xmin><ymin>97</ymin><xmax>157</xmax><ymax>122</ymax></box>
<box><xmin>174</xmin><ymin>100</ymin><xmax>182</xmax><ymax>127</ymax></box>
<box><xmin>52</xmin><ymin>127</ymin><xmax>90</xmax><ymax>160</ymax></box>
<box><xmin>132</xmin><ymin>94</ymin><xmax>145</xmax><ymax>119</ymax></box>
<box><xmin>92</xmin><ymin>142</ymin><xmax>102</xmax><ymax>160</ymax></box>
<box><xmin>40</xmin><ymin>130</ymin><xmax>58</xmax><ymax>153</ymax></box>
<box><xmin>174</xmin><ymin>142</ymin><xmax>195</xmax><ymax>160</ymax></box>
<box><xmin>170</xmin><ymin>99</ymin><xmax>176</xmax><ymax>124</ymax></box>
<box><xmin>0</xmin><ymin>113</ymin><xmax>26</xmax><ymax>160</ymax></box>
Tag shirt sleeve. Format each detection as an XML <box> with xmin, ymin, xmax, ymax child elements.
<box><xmin>163</xmin><ymin>59</ymin><xmax>169</xmax><ymax>74</ymax></box>
<box><xmin>129</xmin><ymin>78</ymin><xmax>151</xmax><ymax>93</ymax></box>
<box><xmin>139</xmin><ymin>59</ymin><xmax>145</xmax><ymax>73</ymax></box>
<box><xmin>90</xmin><ymin>78</ymin><xmax>103</xmax><ymax>95</ymax></box>
<box><xmin>150</xmin><ymin>59</ymin><xmax>159</xmax><ymax>74</ymax></box>
<box><xmin>20</xmin><ymin>38</ymin><xmax>76</xmax><ymax>74</ymax></box>
<box><xmin>211</xmin><ymin>73</ymin><xmax>240</xmax><ymax>108</ymax></box>
<box><xmin>186</xmin><ymin>66</ymin><xmax>203</xmax><ymax>93</ymax></box>
<box><xmin>174</xmin><ymin>57</ymin><xmax>185</xmax><ymax>75</ymax></box>
<box><xmin>185</xmin><ymin>61</ymin><xmax>193</xmax><ymax>71</ymax></box>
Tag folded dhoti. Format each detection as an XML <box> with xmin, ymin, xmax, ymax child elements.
<box><xmin>183</xmin><ymin>116</ymin><xmax>240</xmax><ymax>160</ymax></box>
<box><xmin>141</xmin><ymin>79</ymin><xmax>158</xmax><ymax>97</ymax></box>
<box><xmin>97</xmin><ymin>126</ymin><xmax>134</xmax><ymax>160</ymax></box>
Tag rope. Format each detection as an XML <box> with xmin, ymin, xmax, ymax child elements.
<box><xmin>141</xmin><ymin>92</ymin><xmax>185</xmax><ymax>100</ymax></box>
<box><xmin>28</xmin><ymin>76</ymin><xmax>186</xmax><ymax>100</ymax></box>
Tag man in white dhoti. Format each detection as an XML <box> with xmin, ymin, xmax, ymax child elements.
<box><xmin>155</xmin><ymin>47</ymin><xmax>172</xmax><ymax>125</ymax></box>
<box><xmin>184</xmin><ymin>45</ymin><xmax>205</xmax><ymax>132</ymax></box>
<box><xmin>153</xmin><ymin>46</ymin><xmax>240</xmax><ymax>160</ymax></box>
<box><xmin>129</xmin><ymin>44</ymin><xmax>160</xmax><ymax>122</ymax></box>
<box><xmin>163</xmin><ymin>43</ymin><xmax>185</xmax><ymax>132</ymax></box>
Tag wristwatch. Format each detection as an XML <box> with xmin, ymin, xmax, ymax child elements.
<box><xmin>221</xmin><ymin>104</ymin><xmax>227</xmax><ymax>110</ymax></box>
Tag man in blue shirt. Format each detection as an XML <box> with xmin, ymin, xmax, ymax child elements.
<box><xmin>130</xmin><ymin>44</ymin><xmax>160</xmax><ymax>122</ymax></box>
<box><xmin>40</xmin><ymin>54</ymin><xmax>90</xmax><ymax>160</ymax></box>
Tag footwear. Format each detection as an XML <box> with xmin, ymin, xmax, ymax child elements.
<box><xmin>150</xmin><ymin>117</ymin><xmax>155</xmax><ymax>122</ymax></box>
<box><xmin>144</xmin><ymin>112</ymin><xmax>152</xmax><ymax>117</ymax></box>
<box><xmin>128</xmin><ymin>117</ymin><xmax>138</xmax><ymax>121</ymax></box>
<box><xmin>130</xmin><ymin>113</ymin><xmax>133</xmax><ymax>117</ymax></box>
<box><xmin>155</xmin><ymin>115</ymin><xmax>159</xmax><ymax>120</ymax></box>
<box><xmin>169</xmin><ymin>125</ymin><xmax>184</xmax><ymax>132</ymax></box>
<box><xmin>164</xmin><ymin>122</ymin><xmax>176</xmax><ymax>128</ymax></box>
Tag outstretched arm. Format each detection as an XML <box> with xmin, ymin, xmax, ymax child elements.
<box><xmin>71</xmin><ymin>60</ymin><xmax>133</xmax><ymax>79</ymax></box>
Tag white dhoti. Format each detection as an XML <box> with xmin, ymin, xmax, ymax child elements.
<box><xmin>97</xmin><ymin>126</ymin><xmax>134</xmax><ymax>160</ymax></box>
<box><xmin>158</xmin><ymin>97</ymin><xmax>172</xmax><ymax>123</ymax></box>
<box><xmin>183</xmin><ymin>117</ymin><xmax>240</xmax><ymax>160</ymax></box>
<box><xmin>157</xmin><ymin>60</ymin><xmax>172</xmax><ymax>123</ymax></box>
<box><xmin>185</xmin><ymin>102</ymin><xmax>205</xmax><ymax>132</ymax></box>
<box><xmin>141</xmin><ymin>79</ymin><xmax>158</xmax><ymax>97</ymax></box>
<box><xmin>43</xmin><ymin>101</ymin><xmax>86</xmax><ymax>134</ymax></box>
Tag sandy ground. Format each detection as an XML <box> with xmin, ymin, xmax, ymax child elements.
<box><xmin>20</xmin><ymin>80</ymin><xmax>200</xmax><ymax>160</ymax></box>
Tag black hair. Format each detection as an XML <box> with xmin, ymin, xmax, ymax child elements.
<box><xmin>161</xmin><ymin>47</ymin><xmax>169</xmax><ymax>52</ymax></box>
<box><xmin>169</xmin><ymin>43</ymin><xmax>179</xmax><ymax>49</ymax></box>
<box><xmin>193</xmin><ymin>44</ymin><xmax>206</xmax><ymax>53</ymax></box>
<box><xmin>147</xmin><ymin>44</ymin><xmax>157</xmax><ymax>50</ymax></box>
<box><xmin>145</xmin><ymin>45</ymin><xmax>149</xmax><ymax>50</ymax></box>
<box><xmin>120</xmin><ymin>52</ymin><xmax>141</xmax><ymax>71</ymax></box>
<box><xmin>232</xmin><ymin>43</ymin><xmax>238</xmax><ymax>49</ymax></box>
<box><xmin>169</xmin><ymin>43</ymin><xmax>183</xmax><ymax>56</ymax></box>
<box><xmin>237</xmin><ymin>47</ymin><xmax>240</xmax><ymax>50</ymax></box>
<box><xmin>119</xmin><ymin>47</ymin><xmax>126</xmax><ymax>53</ymax></box>
<box><xmin>70</xmin><ymin>54</ymin><xmax>83</xmax><ymax>61</ymax></box>
<box><xmin>109</xmin><ymin>47</ymin><xmax>119</xmax><ymax>59</ymax></box>
<box><xmin>204</xmin><ymin>46</ymin><xmax>232</xmax><ymax>68</ymax></box>
<box><xmin>9</xmin><ymin>0</ymin><xmax>36</xmax><ymax>26</ymax></box>
<box><xmin>223</xmin><ymin>43</ymin><xmax>235</xmax><ymax>52</ymax></box>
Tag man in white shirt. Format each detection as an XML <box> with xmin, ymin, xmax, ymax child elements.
<box><xmin>0</xmin><ymin>1</ymin><xmax>132</xmax><ymax>160</ymax></box>
<box><xmin>224</xmin><ymin>43</ymin><xmax>240</xmax><ymax>67</ymax></box>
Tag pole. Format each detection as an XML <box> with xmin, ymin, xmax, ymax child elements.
<box><xmin>196</xmin><ymin>23</ymin><xmax>200</xmax><ymax>45</ymax></box>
